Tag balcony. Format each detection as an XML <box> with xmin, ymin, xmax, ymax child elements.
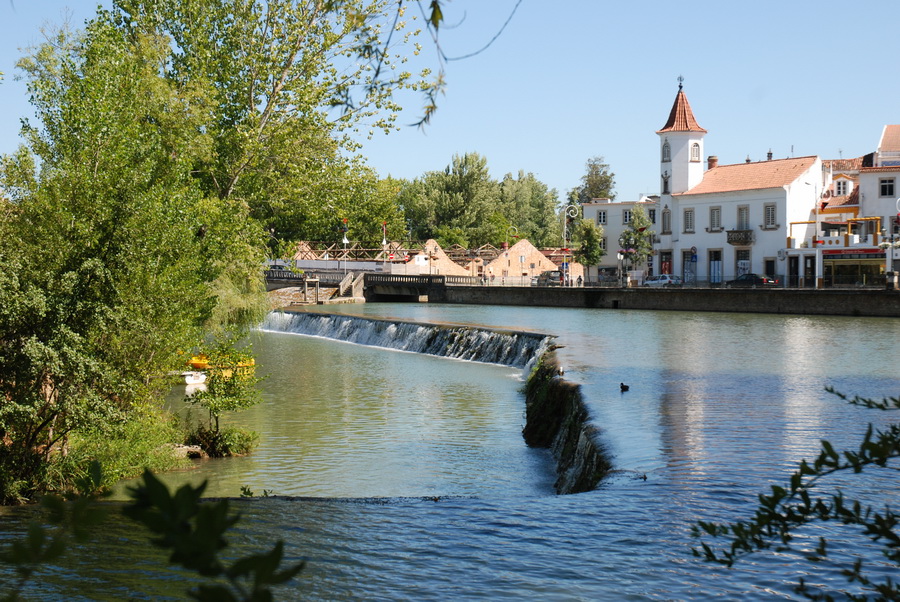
<box><xmin>726</xmin><ymin>229</ymin><xmax>754</xmax><ymax>246</ymax></box>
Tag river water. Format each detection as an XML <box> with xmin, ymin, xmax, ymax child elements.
<box><xmin>3</xmin><ymin>304</ymin><xmax>899</xmax><ymax>600</ymax></box>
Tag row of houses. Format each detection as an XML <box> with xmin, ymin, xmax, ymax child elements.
<box><xmin>582</xmin><ymin>84</ymin><xmax>900</xmax><ymax>288</ymax></box>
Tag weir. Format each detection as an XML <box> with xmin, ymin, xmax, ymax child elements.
<box><xmin>259</xmin><ymin>310</ymin><xmax>609</xmax><ymax>494</ymax></box>
<box><xmin>260</xmin><ymin>310</ymin><xmax>552</xmax><ymax>369</ymax></box>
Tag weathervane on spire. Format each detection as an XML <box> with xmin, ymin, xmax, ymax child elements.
<box><xmin>677</xmin><ymin>75</ymin><xmax>684</xmax><ymax>90</ymax></box>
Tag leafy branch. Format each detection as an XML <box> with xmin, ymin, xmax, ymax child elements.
<box><xmin>124</xmin><ymin>470</ymin><xmax>303</xmax><ymax>601</ymax></box>
<box><xmin>2</xmin><ymin>466</ymin><xmax>302</xmax><ymax>601</ymax></box>
<box><xmin>692</xmin><ymin>388</ymin><xmax>900</xmax><ymax>600</ymax></box>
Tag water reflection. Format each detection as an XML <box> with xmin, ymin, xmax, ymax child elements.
<box><xmin>41</xmin><ymin>305</ymin><xmax>900</xmax><ymax>599</ymax></box>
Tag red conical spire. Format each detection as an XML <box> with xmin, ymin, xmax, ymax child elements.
<box><xmin>657</xmin><ymin>82</ymin><xmax>706</xmax><ymax>134</ymax></box>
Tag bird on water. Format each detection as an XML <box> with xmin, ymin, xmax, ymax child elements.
<box><xmin>620</xmin><ymin>383</ymin><xmax>629</xmax><ymax>392</ymax></box>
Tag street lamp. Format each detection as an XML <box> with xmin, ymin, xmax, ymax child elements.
<box><xmin>382</xmin><ymin>220</ymin><xmax>388</xmax><ymax>270</ymax></box>
<box><xmin>341</xmin><ymin>218</ymin><xmax>349</xmax><ymax>276</ymax></box>
<box><xmin>616</xmin><ymin>252</ymin><xmax>624</xmax><ymax>287</ymax></box>
<box><xmin>506</xmin><ymin>225</ymin><xmax>519</xmax><ymax>247</ymax></box>
<box><xmin>562</xmin><ymin>204</ymin><xmax>579</xmax><ymax>286</ymax></box>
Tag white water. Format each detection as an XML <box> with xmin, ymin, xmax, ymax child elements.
<box><xmin>259</xmin><ymin>310</ymin><xmax>552</xmax><ymax>369</ymax></box>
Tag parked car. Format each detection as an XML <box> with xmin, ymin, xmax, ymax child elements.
<box><xmin>643</xmin><ymin>274</ymin><xmax>683</xmax><ymax>288</ymax></box>
<box><xmin>535</xmin><ymin>270</ymin><xmax>563</xmax><ymax>286</ymax></box>
<box><xmin>725</xmin><ymin>273</ymin><xmax>778</xmax><ymax>288</ymax></box>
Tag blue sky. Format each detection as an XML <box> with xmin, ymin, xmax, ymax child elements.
<box><xmin>2</xmin><ymin>1</ymin><xmax>899</xmax><ymax>203</ymax></box>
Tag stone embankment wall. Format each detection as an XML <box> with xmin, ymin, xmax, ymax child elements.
<box><xmin>523</xmin><ymin>351</ymin><xmax>611</xmax><ymax>494</ymax></box>
<box><xmin>430</xmin><ymin>286</ymin><xmax>900</xmax><ymax>317</ymax></box>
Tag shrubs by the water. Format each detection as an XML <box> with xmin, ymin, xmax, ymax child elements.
<box><xmin>186</xmin><ymin>424</ymin><xmax>258</xmax><ymax>458</ymax></box>
<box><xmin>56</xmin><ymin>410</ymin><xmax>190</xmax><ymax>491</ymax></box>
<box><xmin>0</xmin><ymin>410</ymin><xmax>189</xmax><ymax>503</ymax></box>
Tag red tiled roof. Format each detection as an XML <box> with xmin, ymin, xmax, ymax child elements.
<box><xmin>675</xmin><ymin>156</ymin><xmax>818</xmax><ymax>196</ymax></box>
<box><xmin>656</xmin><ymin>89</ymin><xmax>707</xmax><ymax>134</ymax></box>
<box><xmin>822</xmin><ymin>188</ymin><xmax>860</xmax><ymax>210</ymax></box>
<box><xmin>879</xmin><ymin>125</ymin><xmax>900</xmax><ymax>153</ymax></box>
<box><xmin>824</xmin><ymin>157</ymin><xmax>865</xmax><ymax>172</ymax></box>
<box><xmin>859</xmin><ymin>166</ymin><xmax>900</xmax><ymax>173</ymax></box>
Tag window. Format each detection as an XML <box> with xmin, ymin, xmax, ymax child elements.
<box><xmin>880</xmin><ymin>178</ymin><xmax>895</xmax><ymax>197</ymax></box>
<box><xmin>764</xmin><ymin>204</ymin><xmax>777</xmax><ymax>229</ymax></box>
<box><xmin>709</xmin><ymin>206</ymin><xmax>721</xmax><ymax>231</ymax></box>
<box><xmin>597</xmin><ymin>210</ymin><xmax>607</xmax><ymax>225</ymax></box>
<box><xmin>662</xmin><ymin>208</ymin><xmax>672</xmax><ymax>234</ymax></box>
<box><xmin>662</xmin><ymin>142</ymin><xmax>671</xmax><ymax>162</ymax></box>
<box><xmin>600</xmin><ymin>237</ymin><xmax>607</xmax><ymax>250</ymax></box>
<box><xmin>623</xmin><ymin>210</ymin><xmax>632</xmax><ymax>225</ymax></box>
<box><xmin>683</xmin><ymin>209</ymin><xmax>695</xmax><ymax>233</ymax></box>
<box><xmin>835</xmin><ymin>180</ymin><xmax>848</xmax><ymax>196</ymax></box>
<box><xmin>648</xmin><ymin>209</ymin><xmax>657</xmax><ymax>224</ymax></box>
<box><xmin>736</xmin><ymin>249</ymin><xmax>750</xmax><ymax>276</ymax></box>
<box><xmin>691</xmin><ymin>142</ymin><xmax>700</xmax><ymax>162</ymax></box>
<box><xmin>737</xmin><ymin>206</ymin><xmax>750</xmax><ymax>230</ymax></box>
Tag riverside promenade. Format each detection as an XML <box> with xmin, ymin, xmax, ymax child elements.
<box><xmin>361</xmin><ymin>274</ymin><xmax>900</xmax><ymax>318</ymax></box>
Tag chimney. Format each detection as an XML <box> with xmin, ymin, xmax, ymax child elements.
<box><xmin>707</xmin><ymin>155</ymin><xmax>718</xmax><ymax>170</ymax></box>
<box><xmin>745</xmin><ymin>155</ymin><xmax>751</xmax><ymax>163</ymax></box>
<box><xmin>767</xmin><ymin>149</ymin><xmax>773</xmax><ymax>161</ymax></box>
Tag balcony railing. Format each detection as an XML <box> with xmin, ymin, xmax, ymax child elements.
<box><xmin>787</xmin><ymin>234</ymin><xmax>877</xmax><ymax>249</ymax></box>
<box><xmin>726</xmin><ymin>229</ymin><xmax>754</xmax><ymax>246</ymax></box>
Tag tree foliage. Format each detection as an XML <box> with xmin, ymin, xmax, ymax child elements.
<box><xmin>572</xmin><ymin>219</ymin><xmax>605</xmax><ymax>268</ymax></box>
<box><xmin>0</xmin><ymin>15</ymin><xmax>266</xmax><ymax>503</ymax></box>
<box><xmin>106</xmin><ymin>0</ymin><xmax>430</xmax><ymax>250</ymax></box>
<box><xmin>569</xmin><ymin>155</ymin><xmax>616</xmax><ymax>204</ymax></box>
<box><xmin>693</xmin><ymin>388</ymin><xmax>900</xmax><ymax>600</ymax></box>
<box><xmin>398</xmin><ymin>153</ymin><xmax>559</xmax><ymax>248</ymax></box>
<box><xmin>618</xmin><ymin>204</ymin><xmax>653</xmax><ymax>270</ymax></box>
<box><xmin>1</xmin><ymin>465</ymin><xmax>303</xmax><ymax>601</ymax></box>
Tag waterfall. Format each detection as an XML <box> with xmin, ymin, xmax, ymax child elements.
<box><xmin>259</xmin><ymin>311</ymin><xmax>552</xmax><ymax>369</ymax></box>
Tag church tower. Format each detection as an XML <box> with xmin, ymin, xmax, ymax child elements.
<box><xmin>657</xmin><ymin>79</ymin><xmax>706</xmax><ymax>195</ymax></box>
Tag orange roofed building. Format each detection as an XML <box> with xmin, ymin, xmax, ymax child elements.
<box><xmin>654</xmin><ymin>83</ymin><xmax>826</xmax><ymax>287</ymax></box>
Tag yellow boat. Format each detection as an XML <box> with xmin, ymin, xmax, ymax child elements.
<box><xmin>187</xmin><ymin>354</ymin><xmax>255</xmax><ymax>379</ymax></box>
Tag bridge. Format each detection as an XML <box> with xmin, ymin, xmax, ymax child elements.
<box><xmin>264</xmin><ymin>270</ymin><xmax>481</xmax><ymax>303</ymax></box>
<box><xmin>363</xmin><ymin>274</ymin><xmax>479</xmax><ymax>301</ymax></box>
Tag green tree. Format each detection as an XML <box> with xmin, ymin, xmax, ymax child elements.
<box><xmin>569</xmin><ymin>155</ymin><xmax>617</xmax><ymax>204</ymax></box>
<box><xmin>498</xmin><ymin>171</ymin><xmax>560</xmax><ymax>247</ymax></box>
<box><xmin>572</xmin><ymin>219</ymin><xmax>605</xmax><ymax>269</ymax></box>
<box><xmin>0</xmin><ymin>14</ymin><xmax>266</xmax><ymax>503</ymax></box>
<box><xmin>399</xmin><ymin>152</ymin><xmax>502</xmax><ymax>247</ymax></box>
<box><xmin>187</xmin><ymin>339</ymin><xmax>262</xmax><ymax>457</ymax></box>
<box><xmin>106</xmin><ymin>0</ymin><xmax>428</xmax><ymax>251</ymax></box>
<box><xmin>618</xmin><ymin>205</ymin><xmax>653</xmax><ymax>271</ymax></box>
<box><xmin>694</xmin><ymin>388</ymin><xmax>900</xmax><ymax>600</ymax></box>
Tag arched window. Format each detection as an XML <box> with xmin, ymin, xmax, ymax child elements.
<box><xmin>662</xmin><ymin>208</ymin><xmax>672</xmax><ymax>234</ymax></box>
<box><xmin>662</xmin><ymin>142</ymin><xmax>671</xmax><ymax>162</ymax></box>
<box><xmin>690</xmin><ymin>142</ymin><xmax>700</xmax><ymax>162</ymax></box>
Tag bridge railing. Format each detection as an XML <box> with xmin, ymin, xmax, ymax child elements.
<box><xmin>264</xmin><ymin>269</ymin><xmax>305</xmax><ymax>280</ymax></box>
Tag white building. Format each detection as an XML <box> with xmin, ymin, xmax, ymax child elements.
<box><xmin>655</xmin><ymin>84</ymin><xmax>826</xmax><ymax>286</ymax></box>
<box><xmin>581</xmin><ymin>196</ymin><xmax>656</xmax><ymax>282</ymax></box>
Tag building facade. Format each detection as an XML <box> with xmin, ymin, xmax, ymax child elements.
<box><xmin>581</xmin><ymin>196</ymin><xmax>657</xmax><ymax>282</ymax></box>
<box><xmin>654</xmin><ymin>84</ymin><xmax>825</xmax><ymax>286</ymax></box>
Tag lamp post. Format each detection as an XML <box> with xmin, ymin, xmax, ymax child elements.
<box><xmin>506</xmin><ymin>225</ymin><xmax>519</xmax><ymax>247</ymax></box>
<box><xmin>382</xmin><ymin>220</ymin><xmax>388</xmax><ymax>271</ymax></box>
<box><xmin>341</xmin><ymin>218</ymin><xmax>349</xmax><ymax>276</ymax></box>
<box><xmin>562</xmin><ymin>204</ymin><xmax>579</xmax><ymax>287</ymax></box>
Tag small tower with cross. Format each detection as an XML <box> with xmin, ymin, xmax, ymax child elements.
<box><xmin>657</xmin><ymin>77</ymin><xmax>707</xmax><ymax>196</ymax></box>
